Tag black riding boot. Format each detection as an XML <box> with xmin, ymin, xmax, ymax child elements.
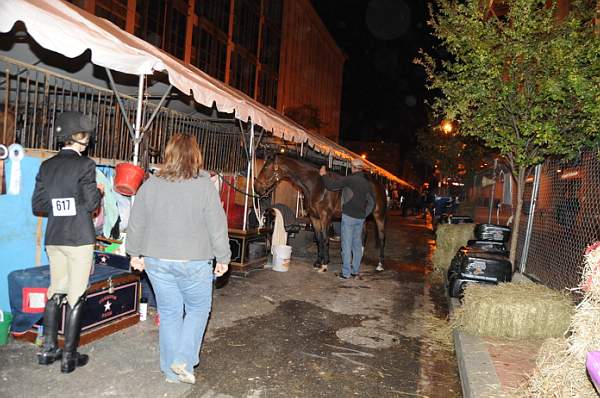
<box><xmin>37</xmin><ymin>293</ymin><xmax>66</xmax><ymax>365</ymax></box>
<box><xmin>60</xmin><ymin>296</ymin><xmax>89</xmax><ymax>373</ymax></box>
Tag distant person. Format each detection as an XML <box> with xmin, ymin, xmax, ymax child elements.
<box><xmin>127</xmin><ymin>134</ymin><xmax>230</xmax><ymax>384</ymax></box>
<box><xmin>319</xmin><ymin>158</ymin><xmax>376</xmax><ymax>278</ymax></box>
<box><xmin>32</xmin><ymin>111</ymin><xmax>103</xmax><ymax>373</ymax></box>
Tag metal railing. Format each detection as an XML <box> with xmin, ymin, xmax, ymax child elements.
<box><xmin>0</xmin><ymin>55</ymin><xmax>246</xmax><ymax>173</ymax></box>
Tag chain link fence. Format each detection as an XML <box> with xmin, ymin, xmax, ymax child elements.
<box><xmin>466</xmin><ymin>150</ymin><xmax>600</xmax><ymax>290</ymax></box>
<box><xmin>517</xmin><ymin>150</ymin><xmax>600</xmax><ymax>290</ymax></box>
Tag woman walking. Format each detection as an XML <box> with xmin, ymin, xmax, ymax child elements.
<box><xmin>126</xmin><ymin>134</ymin><xmax>230</xmax><ymax>384</ymax></box>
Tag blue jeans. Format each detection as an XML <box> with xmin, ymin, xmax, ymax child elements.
<box><xmin>341</xmin><ymin>214</ymin><xmax>366</xmax><ymax>277</ymax></box>
<box><xmin>144</xmin><ymin>257</ymin><xmax>213</xmax><ymax>380</ymax></box>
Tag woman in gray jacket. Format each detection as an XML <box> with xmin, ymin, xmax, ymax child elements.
<box><xmin>127</xmin><ymin>134</ymin><xmax>230</xmax><ymax>384</ymax></box>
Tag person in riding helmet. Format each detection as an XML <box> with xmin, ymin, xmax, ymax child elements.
<box><xmin>32</xmin><ymin>111</ymin><xmax>103</xmax><ymax>373</ymax></box>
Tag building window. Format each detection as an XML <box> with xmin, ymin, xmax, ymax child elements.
<box><xmin>230</xmin><ymin>50</ymin><xmax>256</xmax><ymax>97</ymax></box>
<box><xmin>260</xmin><ymin>21</ymin><xmax>280</xmax><ymax>72</ymax></box>
<box><xmin>263</xmin><ymin>0</ymin><xmax>282</xmax><ymax>28</ymax></box>
<box><xmin>135</xmin><ymin>0</ymin><xmax>187</xmax><ymax>59</ymax></box>
<box><xmin>196</xmin><ymin>0</ymin><xmax>230</xmax><ymax>34</ymax></box>
<box><xmin>258</xmin><ymin>69</ymin><xmax>277</xmax><ymax>108</ymax></box>
<box><xmin>233</xmin><ymin>0</ymin><xmax>260</xmax><ymax>55</ymax></box>
<box><xmin>95</xmin><ymin>0</ymin><xmax>127</xmax><ymax>29</ymax></box>
<box><xmin>135</xmin><ymin>0</ymin><xmax>166</xmax><ymax>48</ymax></box>
<box><xmin>191</xmin><ymin>26</ymin><xmax>227</xmax><ymax>81</ymax></box>
<box><xmin>164</xmin><ymin>3</ymin><xmax>187</xmax><ymax>59</ymax></box>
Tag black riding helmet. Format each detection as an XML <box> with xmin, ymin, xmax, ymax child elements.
<box><xmin>54</xmin><ymin>111</ymin><xmax>95</xmax><ymax>144</ymax></box>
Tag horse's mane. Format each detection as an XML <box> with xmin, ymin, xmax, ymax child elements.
<box><xmin>273</xmin><ymin>155</ymin><xmax>327</xmax><ymax>198</ymax></box>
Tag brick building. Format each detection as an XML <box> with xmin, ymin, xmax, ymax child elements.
<box><xmin>68</xmin><ymin>0</ymin><xmax>344</xmax><ymax>141</ymax></box>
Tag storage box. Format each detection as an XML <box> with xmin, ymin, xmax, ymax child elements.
<box><xmin>475</xmin><ymin>223</ymin><xmax>511</xmax><ymax>242</ymax></box>
<box><xmin>465</xmin><ymin>240</ymin><xmax>508</xmax><ymax>255</ymax></box>
<box><xmin>447</xmin><ymin>247</ymin><xmax>512</xmax><ymax>298</ymax></box>
<box><xmin>228</xmin><ymin>228</ymin><xmax>269</xmax><ymax>276</ymax></box>
<box><xmin>10</xmin><ymin>263</ymin><xmax>139</xmax><ymax>346</ymax></box>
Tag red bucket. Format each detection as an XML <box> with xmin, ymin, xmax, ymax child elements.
<box><xmin>114</xmin><ymin>163</ymin><xmax>145</xmax><ymax>196</ymax></box>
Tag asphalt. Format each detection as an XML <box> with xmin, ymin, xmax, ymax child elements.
<box><xmin>0</xmin><ymin>215</ymin><xmax>462</xmax><ymax>398</ymax></box>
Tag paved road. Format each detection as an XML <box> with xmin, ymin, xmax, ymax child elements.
<box><xmin>0</xmin><ymin>214</ymin><xmax>460</xmax><ymax>398</ymax></box>
<box><xmin>193</xmin><ymin>214</ymin><xmax>461</xmax><ymax>397</ymax></box>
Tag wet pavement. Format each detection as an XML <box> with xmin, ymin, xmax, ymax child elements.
<box><xmin>0</xmin><ymin>214</ymin><xmax>461</xmax><ymax>398</ymax></box>
<box><xmin>194</xmin><ymin>213</ymin><xmax>461</xmax><ymax>397</ymax></box>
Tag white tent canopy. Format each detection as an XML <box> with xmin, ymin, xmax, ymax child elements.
<box><xmin>0</xmin><ymin>0</ymin><xmax>413</xmax><ymax>188</ymax></box>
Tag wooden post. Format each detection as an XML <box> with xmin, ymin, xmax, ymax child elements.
<box><xmin>253</xmin><ymin>0</ymin><xmax>265</xmax><ymax>100</ymax></box>
<box><xmin>183</xmin><ymin>0</ymin><xmax>195</xmax><ymax>64</ymax></box>
<box><xmin>224</xmin><ymin>0</ymin><xmax>236</xmax><ymax>85</ymax></box>
<box><xmin>126</xmin><ymin>0</ymin><xmax>136</xmax><ymax>33</ymax></box>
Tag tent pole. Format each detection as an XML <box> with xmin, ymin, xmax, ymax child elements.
<box><xmin>133</xmin><ymin>75</ymin><xmax>145</xmax><ymax>167</ymax></box>
<box><xmin>105</xmin><ymin>68</ymin><xmax>135</xmax><ymax>140</ymax></box>
<box><xmin>242</xmin><ymin>121</ymin><xmax>254</xmax><ymax>231</ymax></box>
<box><xmin>295</xmin><ymin>142</ymin><xmax>305</xmax><ymax>217</ymax></box>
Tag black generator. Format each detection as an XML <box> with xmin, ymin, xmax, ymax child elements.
<box><xmin>447</xmin><ymin>247</ymin><xmax>513</xmax><ymax>298</ymax></box>
<box><xmin>475</xmin><ymin>224</ymin><xmax>511</xmax><ymax>242</ymax></box>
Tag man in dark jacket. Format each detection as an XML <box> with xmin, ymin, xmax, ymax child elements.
<box><xmin>319</xmin><ymin>158</ymin><xmax>375</xmax><ymax>279</ymax></box>
<box><xmin>32</xmin><ymin>111</ymin><xmax>103</xmax><ymax>373</ymax></box>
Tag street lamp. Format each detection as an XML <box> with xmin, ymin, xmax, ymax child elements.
<box><xmin>441</xmin><ymin>120</ymin><xmax>453</xmax><ymax>134</ymax></box>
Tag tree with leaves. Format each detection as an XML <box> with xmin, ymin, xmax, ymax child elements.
<box><xmin>415</xmin><ymin>120</ymin><xmax>493</xmax><ymax>185</ymax></box>
<box><xmin>417</xmin><ymin>0</ymin><xmax>600</xmax><ymax>266</ymax></box>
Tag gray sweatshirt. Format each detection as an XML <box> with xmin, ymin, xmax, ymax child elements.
<box><xmin>126</xmin><ymin>172</ymin><xmax>231</xmax><ymax>264</ymax></box>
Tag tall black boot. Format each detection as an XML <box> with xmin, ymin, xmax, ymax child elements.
<box><xmin>37</xmin><ymin>293</ymin><xmax>66</xmax><ymax>365</ymax></box>
<box><xmin>60</xmin><ymin>295</ymin><xmax>89</xmax><ymax>373</ymax></box>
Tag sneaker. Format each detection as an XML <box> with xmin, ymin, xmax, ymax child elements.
<box><xmin>165</xmin><ymin>377</ymin><xmax>180</xmax><ymax>384</ymax></box>
<box><xmin>336</xmin><ymin>272</ymin><xmax>351</xmax><ymax>280</ymax></box>
<box><xmin>170</xmin><ymin>363</ymin><xmax>196</xmax><ymax>384</ymax></box>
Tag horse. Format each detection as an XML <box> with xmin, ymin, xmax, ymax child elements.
<box><xmin>254</xmin><ymin>155</ymin><xmax>387</xmax><ymax>272</ymax></box>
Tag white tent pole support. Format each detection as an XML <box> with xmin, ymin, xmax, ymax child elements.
<box><xmin>328</xmin><ymin>153</ymin><xmax>333</xmax><ymax>168</ymax></box>
<box><xmin>254</xmin><ymin>126</ymin><xmax>265</xmax><ymax>150</ymax></box>
<box><xmin>238</xmin><ymin>119</ymin><xmax>249</xmax><ymax>159</ymax></box>
<box><xmin>242</xmin><ymin>121</ymin><xmax>254</xmax><ymax>231</ymax></box>
<box><xmin>294</xmin><ymin>142</ymin><xmax>304</xmax><ymax>218</ymax></box>
<box><xmin>142</xmin><ymin>84</ymin><xmax>173</xmax><ymax>133</ymax></box>
<box><xmin>105</xmin><ymin>68</ymin><xmax>136</xmax><ymax>141</ymax></box>
<box><xmin>133</xmin><ymin>74</ymin><xmax>145</xmax><ymax>167</ymax></box>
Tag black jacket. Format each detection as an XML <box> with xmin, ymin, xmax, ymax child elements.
<box><xmin>322</xmin><ymin>171</ymin><xmax>375</xmax><ymax>219</ymax></box>
<box><xmin>32</xmin><ymin>149</ymin><xmax>102</xmax><ymax>246</ymax></box>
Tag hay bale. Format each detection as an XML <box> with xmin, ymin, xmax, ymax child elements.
<box><xmin>452</xmin><ymin>282</ymin><xmax>574</xmax><ymax>339</ymax></box>
<box><xmin>525</xmin><ymin>242</ymin><xmax>600</xmax><ymax>397</ymax></box>
<box><xmin>432</xmin><ymin>223</ymin><xmax>475</xmax><ymax>271</ymax></box>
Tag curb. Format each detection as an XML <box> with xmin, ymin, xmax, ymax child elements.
<box><xmin>449</xmin><ymin>298</ymin><xmax>507</xmax><ymax>398</ymax></box>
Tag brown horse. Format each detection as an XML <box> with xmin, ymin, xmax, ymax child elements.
<box><xmin>254</xmin><ymin>155</ymin><xmax>387</xmax><ymax>272</ymax></box>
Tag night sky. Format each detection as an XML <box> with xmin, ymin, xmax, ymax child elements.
<box><xmin>311</xmin><ymin>0</ymin><xmax>435</xmax><ymax>152</ymax></box>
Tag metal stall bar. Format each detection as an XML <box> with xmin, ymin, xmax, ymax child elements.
<box><xmin>519</xmin><ymin>164</ymin><xmax>542</xmax><ymax>274</ymax></box>
<box><xmin>242</xmin><ymin>121</ymin><xmax>255</xmax><ymax>231</ymax></box>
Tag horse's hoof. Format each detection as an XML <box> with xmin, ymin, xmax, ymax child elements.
<box><xmin>318</xmin><ymin>265</ymin><xmax>328</xmax><ymax>273</ymax></box>
<box><xmin>375</xmin><ymin>264</ymin><xmax>384</xmax><ymax>272</ymax></box>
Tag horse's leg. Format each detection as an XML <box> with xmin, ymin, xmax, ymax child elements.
<box><xmin>317</xmin><ymin>212</ymin><xmax>333</xmax><ymax>273</ymax></box>
<box><xmin>374</xmin><ymin>212</ymin><xmax>386</xmax><ymax>272</ymax></box>
<box><xmin>310</xmin><ymin>216</ymin><xmax>323</xmax><ymax>268</ymax></box>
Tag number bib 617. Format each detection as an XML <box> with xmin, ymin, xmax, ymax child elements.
<box><xmin>51</xmin><ymin>198</ymin><xmax>77</xmax><ymax>217</ymax></box>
